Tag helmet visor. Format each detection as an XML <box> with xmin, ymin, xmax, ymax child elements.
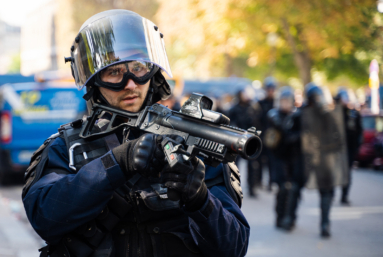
<box><xmin>71</xmin><ymin>13</ymin><xmax>172</xmax><ymax>90</ymax></box>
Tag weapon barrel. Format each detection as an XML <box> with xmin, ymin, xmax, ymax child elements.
<box><xmin>163</xmin><ymin>114</ymin><xmax>262</xmax><ymax>160</ymax></box>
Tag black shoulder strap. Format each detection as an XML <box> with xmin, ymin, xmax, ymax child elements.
<box><xmin>23</xmin><ymin>119</ymin><xmax>85</xmax><ymax>198</ymax></box>
<box><xmin>23</xmin><ymin>117</ymin><xmax>119</xmax><ymax>198</ymax></box>
<box><xmin>224</xmin><ymin>162</ymin><xmax>243</xmax><ymax>208</ymax></box>
<box><xmin>60</xmin><ymin>119</ymin><xmax>118</xmax><ymax>171</ymax></box>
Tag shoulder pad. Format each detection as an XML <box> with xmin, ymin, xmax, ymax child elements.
<box><xmin>28</xmin><ymin>133</ymin><xmax>60</xmax><ymax>166</ymax></box>
<box><xmin>223</xmin><ymin>162</ymin><xmax>243</xmax><ymax>207</ymax></box>
<box><xmin>205</xmin><ymin>162</ymin><xmax>243</xmax><ymax>207</ymax></box>
<box><xmin>22</xmin><ymin>133</ymin><xmax>61</xmax><ymax>198</ymax></box>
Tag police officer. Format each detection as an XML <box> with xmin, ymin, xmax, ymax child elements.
<box><xmin>335</xmin><ymin>88</ymin><xmax>363</xmax><ymax>205</ymax></box>
<box><xmin>286</xmin><ymin>84</ymin><xmax>344</xmax><ymax>238</ymax></box>
<box><xmin>228</xmin><ymin>89</ymin><xmax>260</xmax><ymax>197</ymax></box>
<box><xmin>278</xmin><ymin>88</ymin><xmax>306</xmax><ymax>231</ymax></box>
<box><xmin>306</xmin><ymin>85</ymin><xmax>334</xmax><ymax>237</ymax></box>
<box><xmin>22</xmin><ymin>10</ymin><xmax>249</xmax><ymax>257</ymax></box>
<box><xmin>258</xmin><ymin>77</ymin><xmax>277</xmax><ymax>190</ymax></box>
<box><xmin>263</xmin><ymin>87</ymin><xmax>302</xmax><ymax>229</ymax></box>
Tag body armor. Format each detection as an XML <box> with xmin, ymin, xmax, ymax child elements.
<box><xmin>23</xmin><ymin>118</ymin><xmax>243</xmax><ymax>257</ymax></box>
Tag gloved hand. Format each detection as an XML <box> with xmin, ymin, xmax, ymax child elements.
<box><xmin>161</xmin><ymin>156</ymin><xmax>207</xmax><ymax>212</ymax></box>
<box><xmin>112</xmin><ymin>133</ymin><xmax>166</xmax><ymax>179</ymax></box>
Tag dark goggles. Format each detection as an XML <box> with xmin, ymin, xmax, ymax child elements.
<box><xmin>94</xmin><ymin>61</ymin><xmax>159</xmax><ymax>91</ymax></box>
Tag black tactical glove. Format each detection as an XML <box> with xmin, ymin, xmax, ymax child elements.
<box><xmin>112</xmin><ymin>133</ymin><xmax>166</xmax><ymax>179</ymax></box>
<box><xmin>161</xmin><ymin>156</ymin><xmax>207</xmax><ymax>212</ymax></box>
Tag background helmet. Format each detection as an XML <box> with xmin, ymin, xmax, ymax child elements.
<box><xmin>275</xmin><ymin>86</ymin><xmax>295</xmax><ymax>112</ymax></box>
<box><xmin>68</xmin><ymin>10</ymin><xmax>172</xmax><ymax>108</ymax></box>
<box><xmin>263</xmin><ymin>76</ymin><xmax>277</xmax><ymax>90</ymax></box>
<box><xmin>304</xmin><ymin>83</ymin><xmax>327</xmax><ymax>109</ymax></box>
<box><xmin>335</xmin><ymin>87</ymin><xmax>350</xmax><ymax>105</ymax></box>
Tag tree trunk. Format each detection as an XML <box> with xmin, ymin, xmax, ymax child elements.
<box><xmin>224</xmin><ymin>53</ymin><xmax>234</xmax><ymax>77</ymax></box>
<box><xmin>281</xmin><ymin>18</ymin><xmax>312</xmax><ymax>86</ymax></box>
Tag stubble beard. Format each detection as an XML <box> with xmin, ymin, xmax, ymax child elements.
<box><xmin>117</xmin><ymin>90</ymin><xmax>147</xmax><ymax>112</ymax></box>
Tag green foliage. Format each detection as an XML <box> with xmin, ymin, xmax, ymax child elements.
<box><xmin>156</xmin><ymin>0</ymin><xmax>381</xmax><ymax>85</ymax></box>
<box><xmin>275</xmin><ymin>54</ymin><xmax>299</xmax><ymax>79</ymax></box>
<box><xmin>7</xmin><ymin>53</ymin><xmax>20</xmax><ymax>74</ymax></box>
<box><xmin>318</xmin><ymin>55</ymin><xmax>370</xmax><ymax>85</ymax></box>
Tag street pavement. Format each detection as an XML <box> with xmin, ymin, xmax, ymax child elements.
<box><xmin>239</xmin><ymin>161</ymin><xmax>383</xmax><ymax>257</ymax></box>
<box><xmin>0</xmin><ymin>166</ymin><xmax>382</xmax><ymax>257</ymax></box>
<box><xmin>0</xmin><ymin>186</ymin><xmax>43</xmax><ymax>257</ymax></box>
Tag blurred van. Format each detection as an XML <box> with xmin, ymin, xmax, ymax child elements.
<box><xmin>357</xmin><ymin>110</ymin><xmax>383</xmax><ymax>167</ymax></box>
<box><xmin>0</xmin><ymin>77</ymin><xmax>86</xmax><ymax>183</ymax></box>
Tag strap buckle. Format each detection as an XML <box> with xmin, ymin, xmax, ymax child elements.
<box><xmin>69</xmin><ymin>143</ymin><xmax>88</xmax><ymax>171</ymax></box>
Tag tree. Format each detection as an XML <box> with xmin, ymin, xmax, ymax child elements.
<box><xmin>156</xmin><ymin>0</ymin><xmax>380</xmax><ymax>85</ymax></box>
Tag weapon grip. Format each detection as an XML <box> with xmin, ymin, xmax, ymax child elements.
<box><xmin>161</xmin><ymin>137</ymin><xmax>190</xmax><ymax>201</ymax></box>
<box><xmin>161</xmin><ymin>137</ymin><xmax>186</xmax><ymax>201</ymax></box>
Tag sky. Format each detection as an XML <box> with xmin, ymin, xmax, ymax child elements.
<box><xmin>0</xmin><ymin>0</ymin><xmax>52</xmax><ymax>27</ymax></box>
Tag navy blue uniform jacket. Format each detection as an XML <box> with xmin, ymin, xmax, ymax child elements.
<box><xmin>23</xmin><ymin>136</ymin><xmax>250</xmax><ymax>257</ymax></box>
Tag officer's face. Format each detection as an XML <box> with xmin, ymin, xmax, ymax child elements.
<box><xmin>99</xmin><ymin>79</ymin><xmax>150</xmax><ymax>112</ymax></box>
<box><xmin>267</xmin><ymin>88</ymin><xmax>275</xmax><ymax>99</ymax></box>
<box><xmin>280</xmin><ymin>98</ymin><xmax>293</xmax><ymax>113</ymax></box>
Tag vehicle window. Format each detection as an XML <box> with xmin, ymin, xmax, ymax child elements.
<box><xmin>362</xmin><ymin>116</ymin><xmax>376</xmax><ymax>130</ymax></box>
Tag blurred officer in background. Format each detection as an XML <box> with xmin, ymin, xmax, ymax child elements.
<box><xmin>159</xmin><ymin>95</ymin><xmax>181</xmax><ymax>111</ymax></box>
<box><xmin>257</xmin><ymin>77</ymin><xmax>277</xmax><ymax>190</ymax></box>
<box><xmin>263</xmin><ymin>87</ymin><xmax>301</xmax><ymax>229</ymax></box>
<box><xmin>286</xmin><ymin>83</ymin><xmax>348</xmax><ymax>238</ymax></box>
<box><xmin>229</xmin><ymin>89</ymin><xmax>260</xmax><ymax>197</ymax></box>
<box><xmin>335</xmin><ymin>88</ymin><xmax>363</xmax><ymax>205</ymax></box>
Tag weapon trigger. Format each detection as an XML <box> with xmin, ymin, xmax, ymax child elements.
<box><xmin>171</xmin><ymin>144</ymin><xmax>191</xmax><ymax>156</ymax></box>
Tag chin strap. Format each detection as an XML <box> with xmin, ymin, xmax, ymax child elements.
<box><xmin>143</xmin><ymin>87</ymin><xmax>155</xmax><ymax>109</ymax></box>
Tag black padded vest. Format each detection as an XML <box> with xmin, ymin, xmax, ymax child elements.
<box><xmin>23</xmin><ymin>118</ymin><xmax>243</xmax><ymax>257</ymax></box>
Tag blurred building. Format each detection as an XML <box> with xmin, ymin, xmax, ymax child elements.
<box><xmin>20</xmin><ymin>0</ymin><xmax>58</xmax><ymax>75</ymax></box>
<box><xmin>20</xmin><ymin>0</ymin><xmax>158</xmax><ymax>76</ymax></box>
<box><xmin>0</xmin><ymin>20</ymin><xmax>21</xmax><ymax>74</ymax></box>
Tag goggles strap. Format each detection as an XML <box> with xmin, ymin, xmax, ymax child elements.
<box><xmin>83</xmin><ymin>86</ymin><xmax>95</xmax><ymax>101</ymax></box>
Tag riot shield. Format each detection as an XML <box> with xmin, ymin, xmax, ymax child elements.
<box><xmin>301</xmin><ymin>104</ymin><xmax>349</xmax><ymax>189</ymax></box>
